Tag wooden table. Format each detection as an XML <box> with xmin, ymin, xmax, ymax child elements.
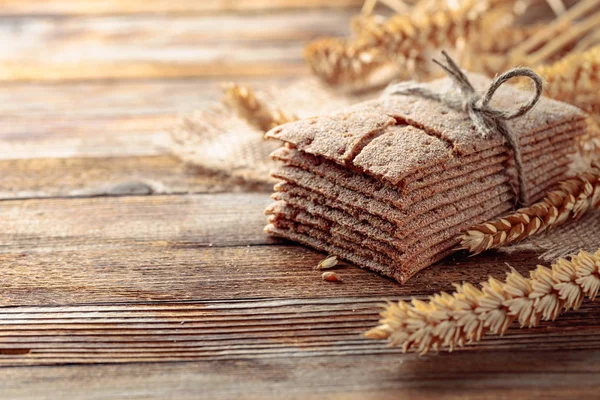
<box><xmin>1</xmin><ymin>2</ymin><xmax>599</xmax><ymax>398</ymax></box>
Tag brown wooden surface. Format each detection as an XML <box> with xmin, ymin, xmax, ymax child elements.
<box><xmin>0</xmin><ymin>2</ymin><xmax>599</xmax><ymax>399</ymax></box>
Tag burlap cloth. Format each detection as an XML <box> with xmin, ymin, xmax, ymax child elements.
<box><xmin>168</xmin><ymin>76</ymin><xmax>600</xmax><ymax>263</ymax></box>
<box><xmin>169</xmin><ymin>78</ymin><xmax>371</xmax><ymax>190</ymax></box>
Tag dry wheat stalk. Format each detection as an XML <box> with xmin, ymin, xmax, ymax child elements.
<box><xmin>305</xmin><ymin>0</ymin><xmax>543</xmax><ymax>86</ymax></box>
<box><xmin>360</xmin><ymin>0</ymin><xmax>456</xmax><ymax>19</ymax></box>
<box><xmin>545</xmin><ymin>0</ymin><xmax>566</xmax><ymax>15</ymax></box>
<box><xmin>459</xmin><ymin>163</ymin><xmax>600</xmax><ymax>255</ymax></box>
<box><xmin>222</xmin><ymin>83</ymin><xmax>297</xmax><ymax>132</ymax></box>
<box><xmin>509</xmin><ymin>0</ymin><xmax>600</xmax><ymax>66</ymax></box>
<box><xmin>306</xmin><ymin>0</ymin><xmax>598</xmax><ymax>87</ymax></box>
<box><xmin>305</xmin><ymin>1</ymin><xmax>490</xmax><ymax>85</ymax></box>
<box><xmin>573</xmin><ymin>29</ymin><xmax>600</xmax><ymax>53</ymax></box>
<box><xmin>365</xmin><ymin>249</ymin><xmax>600</xmax><ymax>354</ymax></box>
<box><xmin>361</xmin><ymin>0</ymin><xmax>412</xmax><ymax>15</ymax></box>
<box><xmin>532</xmin><ymin>45</ymin><xmax>600</xmax><ymax>119</ymax></box>
<box><xmin>525</xmin><ymin>45</ymin><xmax>600</xmax><ymax>159</ymax></box>
<box><xmin>579</xmin><ymin>118</ymin><xmax>600</xmax><ymax>161</ymax></box>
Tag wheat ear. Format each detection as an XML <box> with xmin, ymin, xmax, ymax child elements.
<box><xmin>459</xmin><ymin>163</ymin><xmax>600</xmax><ymax>255</ymax></box>
<box><xmin>365</xmin><ymin>249</ymin><xmax>600</xmax><ymax>355</ymax></box>
<box><xmin>305</xmin><ymin>0</ymin><xmax>552</xmax><ymax>86</ymax></box>
<box><xmin>222</xmin><ymin>83</ymin><xmax>297</xmax><ymax>132</ymax></box>
<box><xmin>304</xmin><ymin>2</ymin><xmax>483</xmax><ymax>86</ymax></box>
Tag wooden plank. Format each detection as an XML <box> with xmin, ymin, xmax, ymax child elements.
<box><xmin>1</xmin><ymin>351</ymin><xmax>598</xmax><ymax>399</ymax></box>
<box><xmin>0</xmin><ymin>242</ymin><xmax>549</xmax><ymax>307</ymax></box>
<box><xmin>0</xmin><ymin>78</ymin><xmax>275</xmax><ymax>121</ymax></box>
<box><xmin>0</xmin><ymin>131</ymin><xmax>170</xmax><ymax>160</ymax></box>
<box><xmin>0</xmin><ymin>77</ymin><xmax>305</xmax><ymax>200</ymax></box>
<box><xmin>0</xmin><ymin>193</ymin><xmax>273</xmax><ymax>250</ymax></box>
<box><xmin>0</xmin><ymin>193</ymin><xmax>595</xmax><ymax>296</ymax></box>
<box><xmin>0</xmin><ymin>78</ymin><xmax>280</xmax><ymax>199</ymax></box>
<box><xmin>0</xmin><ymin>62</ymin><xmax>308</xmax><ymax>83</ymax></box>
<box><xmin>0</xmin><ymin>299</ymin><xmax>599</xmax><ymax>366</ymax></box>
<box><xmin>0</xmin><ymin>193</ymin><xmax>596</xmax><ymax>368</ymax></box>
<box><xmin>0</xmin><ymin>10</ymin><xmax>353</xmax><ymax>82</ymax></box>
<box><xmin>0</xmin><ymin>194</ymin><xmax>599</xmax><ymax>384</ymax></box>
<box><xmin>0</xmin><ymin>0</ymin><xmax>363</xmax><ymax>16</ymax></box>
<box><xmin>0</xmin><ymin>78</ymin><xmax>276</xmax><ymax>162</ymax></box>
<box><xmin>0</xmin><ymin>193</ymin><xmax>551</xmax><ymax>306</ymax></box>
<box><xmin>0</xmin><ymin>76</ymin><xmax>301</xmax><ymax>158</ymax></box>
<box><xmin>0</xmin><ymin>78</ymin><xmax>293</xmax><ymax>118</ymax></box>
<box><xmin>0</xmin><ymin>155</ymin><xmax>272</xmax><ymax>200</ymax></box>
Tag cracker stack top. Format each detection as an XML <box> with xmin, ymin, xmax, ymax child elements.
<box><xmin>266</xmin><ymin>75</ymin><xmax>584</xmax><ymax>190</ymax></box>
<box><xmin>264</xmin><ymin>74</ymin><xmax>588</xmax><ymax>283</ymax></box>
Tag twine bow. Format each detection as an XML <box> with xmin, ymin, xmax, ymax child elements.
<box><xmin>384</xmin><ymin>51</ymin><xmax>543</xmax><ymax>206</ymax></box>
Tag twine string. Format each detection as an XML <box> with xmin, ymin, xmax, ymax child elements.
<box><xmin>384</xmin><ymin>50</ymin><xmax>543</xmax><ymax>206</ymax></box>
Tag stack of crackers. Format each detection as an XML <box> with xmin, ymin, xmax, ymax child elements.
<box><xmin>264</xmin><ymin>75</ymin><xmax>588</xmax><ymax>283</ymax></box>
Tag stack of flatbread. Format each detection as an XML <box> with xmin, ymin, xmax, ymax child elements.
<box><xmin>264</xmin><ymin>74</ymin><xmax>588</xmax><ymax>283</ymax></box>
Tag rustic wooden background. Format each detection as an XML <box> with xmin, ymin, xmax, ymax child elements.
<box><xmin>1</xmin><ymin>1</ymin><xmax>600</xmax><ymax>399</ymax></box>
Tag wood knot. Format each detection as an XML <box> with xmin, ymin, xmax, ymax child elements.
<box><xmin>106</xmin><ymin>181</ymin><xmax>154</xmax><ymax>196</ymax></box>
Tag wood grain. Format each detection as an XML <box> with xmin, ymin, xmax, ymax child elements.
<box><xmin>0</xmin><ymin>193</ymin><xmax>599</xmax><ymax>370</ymax></box>
<box><xmin>0</xmin><ymin>78</ymin><xmax>286</xmax><ymax>200</ymax></box>
<box><xmin>0</xmin><ymin>10</ymin><xmax>353</xmax><ymax>82</ymax></box>
<box><xmin>0</xmin><ymin>155</ymin><xmax>272</xmax><ymax>200</ymax></box>
<box><xmin>0</xmin><ymin>193</ymin><xmax>545</xmax><ymax>306</ymax></box>
<box><xmin>0</xmin><ymin>299</ymin><xmax>599</xmax><ymax>366</ymax></box>
<box><xmin>0</xmin><ymin>77</ymin><xmax>298</xmax><ymax>163</ymax></box>
<box><xmin>0</xmin><ymin>78</ymin><xmax>282</xmax><ymax>120</ymax></box>
<box><xmin>0</xmin><ymin>0</ymin><xmax>363</xmax><ymax>16</ymax></box>
<box><xmin>0</xmin><ymin>237</ymin><xmax>549</xmax><ymax>308</ymax></box>
<box><xmin>2</xmin><ymin>351</ymin><xmax>598</xmax><ymax>400</ymax></box>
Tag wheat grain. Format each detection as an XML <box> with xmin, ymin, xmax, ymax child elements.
<box><xmin>322</xmin><ymin>271</ymin><xmax>343</xmax><ymax>282</ymax></box>
<box><xmin>365</xmin><ymin>249</ymin><xmax>600</xmax><ymax>354</ymax></box>
<box><xmin>458</xmin><ymin>163</ymin><xmax>600</xmax><ymax>255</ymax></box>
<box><xmin>316</xmin><ymin>255</ymin><xmax>339</xmax><ymax>270</ymax></box>
<box><xmin>222</xmin><ymin>83</ymin><xmax>297</xmax><ymax>132</ymax></box>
